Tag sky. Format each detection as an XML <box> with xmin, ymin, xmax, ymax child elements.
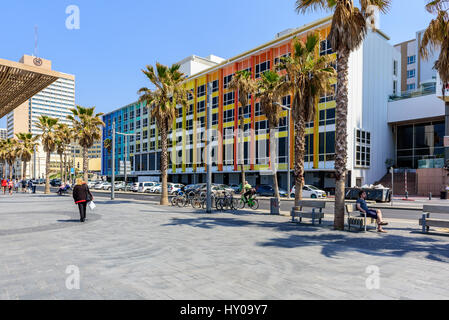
<box><xmin>0</xmin><ymin>0</ymin><xmax>436</xmax><ymax>128</ymax></box>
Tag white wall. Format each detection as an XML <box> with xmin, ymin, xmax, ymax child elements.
<box><xmin>350</xmin><ymin>31</ymin><xmax>398</xmax><ymax>186</ymax></box>
<box><xmin>388</xmin><ymin>94</ymin><xmax>444</xmax><ymax>123</ymax></box>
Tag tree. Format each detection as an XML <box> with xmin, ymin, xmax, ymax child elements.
<box><xmin>0</xmin><ymin>139</ymin><xmax>7</xmax><ymax>178</ymax></box>
<box><xmin>55</xmin><ymin>124</ymin><xmax>73</xmax><ymax>183</ymax></box>
<box><xmin>295</xmin><ymin>0</ymin><xmax>392</xmax><ymax>230</ymax></box>
<box><xmin>227</xmin><ymin>70</ymin><xmax>258</xmax><ymax>187</ymax></box>
<box><xmin>68</xmin><ymin>106</ymin><xmax>104</xmax><ymax>183</ymax></box>
<box><xmin>36</xmin><ymin>116</ymin><xmax>59</xmax><ymax>194</ymax></box>
<box><xmin>4</xmin><ymin>139</ymin><xmax>18</xmax><ymax>180</ymax></box>
<box><xmin>256</xmin><ymin>70</ymin><xmax>289</xmax><ymax>203</ymax></box>
<box><xmin>278</xmin><ymin>33</ymin><xmax>336</xmax><ymax>207</ymax></box>
<box><xmin>104</xmin><ymin>138</ymin><xmax>112</xmax><ymax>154</ymax></box>
<box><xmin>16</xmin><ymin>133</ymin><xmax>39</xmax><ymax>180</ymax></box>
<box><xmin>138</xmin><ymin>63</ymin><xmax>189</xmax><ymax>205</ymax></box>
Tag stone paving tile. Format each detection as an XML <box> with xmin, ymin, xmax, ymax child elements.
<box><xmin>1</xmin><ymin>193</ymin><xmax>449</xmax><ymax>299</ymax></box>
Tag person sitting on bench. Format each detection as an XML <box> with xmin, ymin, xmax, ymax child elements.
<box><xmin>356</xmin><ymin>191</ymin><xmax>389</xmax><ymax>233</ymax></box>
<box><xmin>57</xmin><ymin>182</ymin><xmax>71</xmax><ymax>195</ymax></box>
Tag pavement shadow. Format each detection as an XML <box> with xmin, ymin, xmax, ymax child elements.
<box><xmin>258</xmin><ymin>231</ymin><xmax>449</xmax><ymax>263</ymax></box>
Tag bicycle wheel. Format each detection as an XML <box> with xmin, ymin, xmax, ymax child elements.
<box><xmin>216</xmin><ymin>198</ymin><xmax>223</xmax><ymax>211</ymax></box>
<box><xmin>249</xmin><ymin>199</ymin><xmax>259</xmax><ymax>210</ymax></box>
<box><xmin>170</xmin><ymin>197</ymin><xmax>178</xmax><ymax>207</ymax></box>
<box><xmin>231</xmin><ymin>198</ymin><xmax>240</xmax><ymax>210</ymax></box>
<box><xmin>238</xmin><ymin>198</ymin><xmax>246</xmax><ymax>209</ymax></box>
<box><xmin>177</xmin><ymin>197</ymin><xmax>187</xmax><ymax>208</ymax></box>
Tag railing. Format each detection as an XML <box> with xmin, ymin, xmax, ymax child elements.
<box><xmin>389</xmin><ymin>85</ymin><xmax>436</xmax><ymax>101</ymax></box>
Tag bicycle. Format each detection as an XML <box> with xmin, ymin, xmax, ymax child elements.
<box><xmin>216</xmin><ymin>192</ymin><xmax>237</xmax><ymax>211</ymax></box>
<box><xmin>238</xmin><ymin>194</ymin><xmax>259</xmax><ymax>210</ymax></box>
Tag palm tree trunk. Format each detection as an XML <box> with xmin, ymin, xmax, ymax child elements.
<box><xmin>63</xmin><ymin>153</ymin><xmax>67</xmax><ymax>183</ymax></box>
<box><xmin>83</xmin><ymin>146</ymin><xmax>89</xmax><ymax>183</ymax></box>
<box><xmin>59</xmin><ymin>153</ymin><xmax>63</xmax><ymax>182</ymax></box>
<box><xmin>2</xmin><ymin>161</ymin><xmax>5</xmax><ymax>178</ymax></box>
<box><xmin>9</xmin><ymin>162</ymin><xmax>13</xmax><ymax>180</ymax></box>
<box><xmin>270</xmin><ymin>126</ymin><xmax>280</xmax><ymax>203</ymax></box>
<box><xmin>294</xmin><ymin>114</ymin><xmax>306</xmax><ymax>207</ymax></box>
<box><xmin>22</xmin><ymin>161</ymin><xmax>27</xmax><ymax>181</ymax></box>
<box><xmin>334</xmin><ymin>49</ymin><xmax>350</xmax><ymax>230</ymax></box>
<box><xmin>239</xmin><ymin>115</ymin><xmax>246</xmax><ymax>186</ymax></box>
<box><xmin>45</xmin><ymin>152</ymin><xmax>51</xmax><ymax>194</ymax></box>
<box><xmin>160</xmin><ymin>124</ymin><xmax>169</xmax><ymax>205</ymax></box>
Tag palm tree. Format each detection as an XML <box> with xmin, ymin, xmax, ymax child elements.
<box><xmin>228</xmin><ymin>70</ymin><xmax>258</xmax><ymax>187</ymax></box>
<box><xmin>421</xmin><ymin>2</ymin><xmax>449</xmax><ymax>162</ymax></box>
<box><xmin>138</xmin><ymin>63</ymin><xmax>189</xmax><ymax>205</ymax></box>
<box><xmin>256</xmin><ymin>70</ymin><xmax>289</xmax><ymax>203</ymax></box>
<box><xmin>68</xmin><ymin>106</ymin><xmax>105</xmax><ymax>183</ymax></box>
<box><xmin>104</xmin><ymin>138</ymin><xmax>112</xmax><ymax>154</ymax></box>
<box><xmin>4</xmin><ymin>139</ymin><xmax>18</xmax><ymax>180</ymax></box>
<box><xmin>55</xmin><ymin>124</ymin><xmax>73</xmax><ymax>183</ymax></box>
<box><xmin>279</xmin><ymin>33</ymin><xmax>336</xmax><ymax>207</ymax></box>
<box><xmin>0</xmin><ymin>139</ymin><xmax>7</xmax><ymax>178</ymax></box>
<box><xmin>16</xmin><ymin>133</ymin><xmax>39</xmax><ymax>181</ymax></box>
<box><xmin>295</xmin><ymin>0</ymin><xmax>392</xmax><ymax>230</ymax></box>
<box><xmin>36</xmin><ymin>116</ymin><xmax>59</xmax><ymax>194</ymax></box>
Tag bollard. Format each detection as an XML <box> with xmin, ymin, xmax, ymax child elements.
<box><xmin>429</xmin><ymin>192</ymin><xmax>432</xmax><ymax>201</ymax></box>
<box><xmin>405</xmin><ymin>191</ymin><xmax>409</xmax><ymax>200</ymax></box>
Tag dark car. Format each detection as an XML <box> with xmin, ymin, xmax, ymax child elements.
<box><xmin>255</xmin><ymin>185</ymin><xmax>288</xmax><ymax>197</ymax></box>
<box><xmin>50</xmin><ymin>179</ymin><xmax>62</xmax><ymax>187</ymax></box>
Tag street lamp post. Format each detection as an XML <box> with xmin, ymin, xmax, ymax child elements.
<box><xmin>206</xmin><ymin>82</ymin><xmax>213</xmax><ymax>213</ymax></box>
<box><xmin>276</xmin><ymin>102</ymin><xmax>292</xmax><ymax>199</ymax></box>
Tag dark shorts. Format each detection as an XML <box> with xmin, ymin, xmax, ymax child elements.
<box><xmin>365</xmin><ymin>209</ymin><xmax>378</xmax><ymax>219</ymax></box>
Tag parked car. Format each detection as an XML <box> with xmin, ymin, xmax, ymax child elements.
<box><xmin>290</xmin><ymin>185</ymin><xmax>327</xmax><ymax>199</ymax></box>
<box><xmin>229</xmin><ymin>184</ymin><xmax>241</xmax><ymax>194</ymax></box>
<box><xmin>88</xmin><ymin>181</ymin><xmax>101</xmax><ymax>189</ymax></box>
<box><xmin>149</xmin><ymin>183</ymin><xmax>162</xmax><ymax>194</ymax></box>
<box><xmin>131</xmin><ymin>183</ymin><xmax>140</xmax><ymax>192</ymax></box>
<box><xmin>50</xmin><ymin>179</ymin><xmax>62</xmax><ymax>187</ymax></box>
<box><xmin>101</xmin><ymin>182</ymin><xmax>112</xmax><ymax>190</ymax></box>
<box><xmin>168</xmin><ymin>183</ymin><xmax>185</xmax><ymax>195</ymax></box>
<box><xmin>139</xmin><ymin>182</ymin><xmax>158</xmax><ymax>193</ymax></box>
<box><xmin>255</xmin><ymin>185</ymin><xmax>288</xmax><ymax>197</ymax></box>
<box><xmin>107</xmin><ymin>181</ymin><xmax>125</xmax><ymax>191</ymax></box>
<box><xmin>94</xmin><ymin>182</ymin><xmax>109</xmax><ymax>190</ymax></box>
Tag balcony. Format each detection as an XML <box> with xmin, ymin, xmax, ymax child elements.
<box><xmin>389</xmin><ymin>84</ymin><xmax>436</xmax><ymax>102</ymax></box>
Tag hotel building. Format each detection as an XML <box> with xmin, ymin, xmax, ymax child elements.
<box><xmin>5</xmin><ymin>55</ymin><xmax>75</xmax><ymax>179</ymax></box>
<box><xmin>102</xmin><ymin>15</ymin><xmax>400</xmax><ymax>192</ymax></box>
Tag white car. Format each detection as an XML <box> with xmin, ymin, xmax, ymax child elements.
<box><xmin>290</xmin><ymin>185</ymin><xmax>327</xmax><ymax>199</ymax></box>
<box><xmin>138</xmin><ymin>182</ymin><xmax>158</xmax><ymax>193</ymax></box>
<box><xmin>94</xmin><ymin>182</ymin><xmax>108</xmax><ymax>190</ymax></box>
<box><xmin>101</xmin><ymin>182</ymin><xmax>112</xmax><ymax>190</ymax></box>
<box><xmin>148</xmin><ymin>183</ymin><xmax>162</xmax><ymax>193</ymax></box>
<box><xmin>131</xmin><ymin>183</ymin><xmax>140</xmax><ymax>192</ymax></box>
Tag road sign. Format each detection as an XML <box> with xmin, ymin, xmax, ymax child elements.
<box><xmin>119</xmin><ymin>161</ymin><xmax>131</xmax><ymax>175</ymax></box>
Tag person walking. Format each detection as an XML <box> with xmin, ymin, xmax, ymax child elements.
<box><xmin>1</xmin><ymin>178</ymin><xmax>7</xmax><ymax>195</ymax></box>
<box><xmin>28</xmin><ymin>180</ymin><xmax>34</xmax><ymax>194</ymax></box>
<box><xmin>21</xmin><ymin>179</ymin><xmax>27</xmax><ymax>193</ymax></box>
<box><xmin>14</xmin><ymin>179</ymin><xmax>19</xmax><ymax>193</ymax></box>
<box><xmin>72</xmin><ymin>178</ymin><xmax>93</xmax><ymax>223</ymax></box>
<box><xmin>8</xmin><ymin>179</ymin><xmax>14</xmax><ymax>196</ymax></box>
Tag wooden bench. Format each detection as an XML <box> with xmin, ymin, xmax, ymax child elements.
<box><xmin>420</xmin><ymin>205</ymin><xmax>449</xmax><ymax>234</ymax></box>
<box><xmin>346</xmin><ymin>204</ymin><xmax>377</xmax><ymax>232</ymax></box>
<box><xmin>291</xmin><ymin>201</ymin><xmax>325</xmax><ymax>225</ymax></box>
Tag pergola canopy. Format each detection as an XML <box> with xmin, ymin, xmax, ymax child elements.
<box><xmin>0</xmin><ymin>58</ymin><xmax>64</xmax><ymax>118</ymax></box>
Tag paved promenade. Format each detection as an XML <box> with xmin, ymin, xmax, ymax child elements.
<box><xmin>1</xmin><ymin>192</ymin><xmax>449</xmax><ymax>299</ymax></box>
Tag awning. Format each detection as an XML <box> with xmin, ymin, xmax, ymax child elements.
<box><xmin>0</xmin><ymin>58</ymin><xmax>65</xmax><ymax>118</ymax></box>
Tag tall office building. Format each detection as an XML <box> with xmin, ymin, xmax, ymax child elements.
<box><xmin>6</xmin><ymin>55</ymin><xmax>75</xmax><ymax>178</ymax></box>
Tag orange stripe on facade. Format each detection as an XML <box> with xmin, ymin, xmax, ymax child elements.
<box><xmin>218</xmin><ymin>69</ymin><xmax>224</xmax><ymax>172</ymax></box>
<box><xmin>250</xmin><ymin>55</ymin><xmax>256</xmax><ymax>171</ymax></box>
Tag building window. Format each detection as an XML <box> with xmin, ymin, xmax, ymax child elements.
<box><xmin>255</xmin><ymin>102</ymin><xmax>262</xmax><ymax>116</ymax></box>
<box><xmin>197</xmin><ymin>100</ymin><xmax>205</xmax><ymax>113</ymax></box>
<box><xmin>407</xmin><ymin>55</ymin><xmax>416</xmax><ymax>65</ymax></box>
<box><xmin>223</xmin><ymin>92</ymin><xmax>235</xmax><ymax>106</ymax></box>
<box><xmin>355</xmin><ymin>129</ymin><xmax>371</xmax><ymax>168</ymax></box>
<box><xmin>407</xmin><ymin>83</ymin><xmax>416</xmax><ymax>91</ymax></box>
<box><xmin>223</xmin><ymin>74</ymin><xmax>233</xmax><ymax>89</ymax></box>
<box><xmin>186</xmin><ymin>119</ymin><xmax>193</xmax><ymax>131</ymax></box>
<box><xmin>212</xmin><ymin>113</ymin><xmax>218</xmax><ymax>126</ymax></box>
<box><xmin>407</xmin><ymin>69</ymin><xmax>416</xmax><ymax>79</ymax></box>
<box><xmin>255</xmin><ymin>61</ymin><xmax>271</xmax><ymax>79</ymax></box>
<box><xmin>197</xmin><ymin>85</ymin><xmax>206</xmax><ymax>98</ymax></box>
<box><xmin>393</xmin><ymin>80</ymin><xmax>398</xmax><ymax>95</ymax></box>
<box><xmin>320</xmin><ymin>39</ymin><xmax>333</xmax><ymax>56</ymax></box>
<box><xmin>393</xmin><ymin>60</ymin><xmax>398</xmax><ymax>76</ymax></box>
<box><xmin>224</xmin><ymin>109</ymin><xmax>234</xmax><ymax>123</ymax></box>
<box><xmin>212</xmin><ymin>80</ymin><xmax>219</xmax><ymax>93</ymax></box>
<box><xmin>212</xmin><ymin>96</ymin><xmax>219</xmax><ymax>109</ymax></box>
<box><xmin>187</xmin><ymin>104</ymin><xmax>194</xmax><ymax>116</ymax></box>
<box><xmin>274</xmin><ymin>53</ymin><xmax>291</xmax><ymax>66</ymax></box>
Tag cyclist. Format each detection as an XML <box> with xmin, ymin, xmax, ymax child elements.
<box><xmin>242</xmin><ymin>181</ymin><xmax>254</xmax><ymax>203</ymax></box>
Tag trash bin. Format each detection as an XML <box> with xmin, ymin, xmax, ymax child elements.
<box><xmin>32</xmin><ymin>186</ymin><xmax>36</xmax><ymax>194</ymax></box>
<box><xmin>270</xmin><ymin>198</ymin><xmax>280</xmax><ymax>215</ymax></box>
<box><xmin>441</xmin><ymin>191</ymin><xmax>447</xmax><ymax>200</ymax></box>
